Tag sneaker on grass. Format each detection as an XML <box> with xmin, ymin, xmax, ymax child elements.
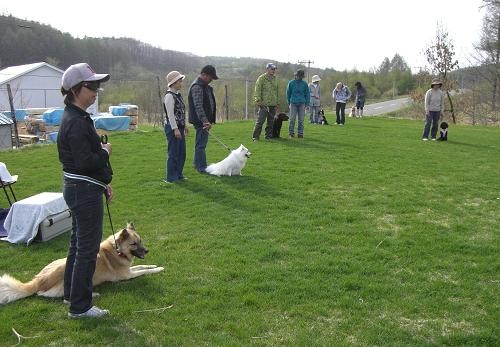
<box><xmin>68</xmin><ymin>306</ymin><xmax>109</xmax><ymax>318</ymax></box>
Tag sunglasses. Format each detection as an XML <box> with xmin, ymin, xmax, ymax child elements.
<box><xmin>82</xmin><ymin>81</ymin><xmax>101</xmax><ymax>91</ymax></box>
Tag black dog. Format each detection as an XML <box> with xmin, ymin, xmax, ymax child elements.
<box><xmin>318</xmin><ymin>108</ymin><xmax>328</xmax><ymax>125</ymax></box>
<box><xmin>438</xmin><ymin>122</ymin><xmax>448</xmax><ymax>141</ymax></box>
<box><xmin>271</xmin><ymin>113</ymin><xmax>289</xmax><ymax>138</ymax></box>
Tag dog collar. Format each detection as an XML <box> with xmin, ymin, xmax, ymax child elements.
<box><xmin>117</xmin><ymin>251</ymin><xmax>127</xmax><ymax>258</ymax></box>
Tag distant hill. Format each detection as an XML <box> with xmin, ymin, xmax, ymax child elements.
<box><xmin>0</xmin><ymin>14</ymin><xmax>307</xmax><ymax>82</ymax></box>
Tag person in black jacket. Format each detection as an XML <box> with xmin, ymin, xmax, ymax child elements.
<box><xmin>57</xmin><ymin>63</ymin><xmax>112</xmax><ymax>318</ymax></box>
<box><xmin>188</xmin><ymin>65</ymin><xmax>218</xmax><ymax>173</ymax></box>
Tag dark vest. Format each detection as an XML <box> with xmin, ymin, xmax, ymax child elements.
<box><xmin>163</xmin><ymin>90</ymin><xmax>186</xmax><ymax>127</ymax></box>
<box><xmin>188</xmin><ymin>78</ymin><xmax>216</xmax><ymax>127</ymax></box>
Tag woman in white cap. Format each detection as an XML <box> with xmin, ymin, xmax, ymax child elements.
<box><xmin>58</xmin><ymin>63</ymin><xmax>112</xmax><ymax>318</ymax></box>
<box><xmin>308</xmin><ymin>75</ymin><xmax>321</xmax><ymax>124</ymax></box>
<box><xmin>422</xmin><ymin>79</ymin><xmax>445</xmax><ymax>141</ymax></box>
<box><xmin>163</xmin><ymin>70</ymin><xmax>188</xmax><ymax>182</ymax></box>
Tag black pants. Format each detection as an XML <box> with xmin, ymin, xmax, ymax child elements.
<box><xmin>336</xmin><ymin>102</ymin><xmax>346</xmax><ymax>124</ymax></box>
<box><xmin>63</xmin><ymin>179</ymin><xmax>104</xmax><ymax>314</ymax></box>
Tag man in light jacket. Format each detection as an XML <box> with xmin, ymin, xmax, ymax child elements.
<box><xmin>308</xmin><ymin>75</ymin><xmax>321</xmax><ymax>124</ymax></box>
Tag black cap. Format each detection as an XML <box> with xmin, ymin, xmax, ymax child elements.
<box><xmin>201</xmin><ymin>65</ymin><xmax>218</xmax><ymax>80</ymax></box>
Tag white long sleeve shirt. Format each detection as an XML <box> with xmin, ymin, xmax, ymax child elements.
<box><xmin>164</xmin><ymin>88</ymin><xmax>179</xmax><ymax>130</ymax></box>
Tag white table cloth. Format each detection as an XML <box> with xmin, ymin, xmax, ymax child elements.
<box><xmin>2</xmin><ymin>192</ymin><xmax>69</xmax><ymax>245</ymax></box>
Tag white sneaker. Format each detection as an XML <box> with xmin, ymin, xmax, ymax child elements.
<box><xmin>422</xmin><ymin>138</ymin><xmax>428</xmax><ymax>141</ymax></box>
<box><xmin>68</xmin><ymin>306</ymin><xmax>109</xmax><ymax>318</ymax></box>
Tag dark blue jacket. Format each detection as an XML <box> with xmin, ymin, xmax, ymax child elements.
<box><xmin>188</xmin><ymin>77</ymin><xmax>216</xmax><ymax>127</ymax></box>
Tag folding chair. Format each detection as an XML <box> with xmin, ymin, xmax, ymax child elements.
<box><xmin>0</xmin><ymin>162</ymin><xmax>18</xmax><ymax>206</ymax></box>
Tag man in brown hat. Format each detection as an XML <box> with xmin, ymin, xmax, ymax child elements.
<box><xmin>422</xmin><ymin>79</ymin><xmax>445</xmax><ymax>141</ymax></box>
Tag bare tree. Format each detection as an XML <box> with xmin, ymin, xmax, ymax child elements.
<box><xmin>424</xmin><ymin>24</ymin><xmax>459</xmax><ymax>123</ymax></box>
<box><xmin>474</xmin><ymin>0</ymin><xmax>500</xmax><ymax>111</ymax></box>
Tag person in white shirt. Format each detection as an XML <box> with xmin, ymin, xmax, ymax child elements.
<box><xmin>164</xmin><ymin>71</ymin><xmax>189</xmax><ymax>182</ymax></box>
<box><xmin>422</xmin><ymin>80</ymin><xmax>445</xmax><ymax>141</ymax></box>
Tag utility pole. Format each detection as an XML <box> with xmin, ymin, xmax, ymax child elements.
<box><xmin>298</xmin><ymin>60</ymin><xmax>314</xmax><ymax>82</ymax></box>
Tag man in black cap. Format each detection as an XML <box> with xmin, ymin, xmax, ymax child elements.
<box><xmin>188</xmin><ymin>65</ymin><xmax>218</xmax><ymax>173</ymax></box>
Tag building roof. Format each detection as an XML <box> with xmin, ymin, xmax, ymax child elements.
<box><xmin>0</xmin><ymin>62</ymin><xmax>64</xmax><ymax>85</ymax></box>
<box><xmin>0</xmin><ymin>113</ymin><xmax>14</xmax><ymax>125</ymax></box>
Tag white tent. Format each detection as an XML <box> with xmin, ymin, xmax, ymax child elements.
<box><xmin>0</xmin><ymin>62</ymin><xmax>100</xmax><ymax>115</ymax></box>
<box><xmin>0</xmin><ymin>62</ymin><xmax>64</xmax><ymax>111</ymax></box>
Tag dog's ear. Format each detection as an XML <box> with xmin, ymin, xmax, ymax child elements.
<box><xmin>127</xmin><ymin>222</ymin><xmax>136</xmax><ymax>231</ymax></box>
<box><xmin>119</xmin><ymin>228</ymin><xmax>129</xmax><ymax>240</ymax></box>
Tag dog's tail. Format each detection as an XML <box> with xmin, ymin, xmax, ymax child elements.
<box><xmin>0</xmin><ymin>274</ymin><xmax>40</xmax><ymax>304</ymax></box>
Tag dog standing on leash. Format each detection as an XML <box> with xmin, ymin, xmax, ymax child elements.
<box><xmin>438</xmin><ymin>122</ymin><xmax>448</xmax><ymax>141</ymax></box>
<box><xmin>271</xmin><ymin>113</ymin><xmax>289</xmax><ymax>138</ymax></box>
<box><xmin>0</xmin><ymin>223</ymin><xmax>163</xmax><ymax>305</ymax></box>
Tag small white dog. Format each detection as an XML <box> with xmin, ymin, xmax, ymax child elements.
<box><xmin>205</xmin><ymin>144</ymin><xmax>251</xmax><ymax>176</ymax></box>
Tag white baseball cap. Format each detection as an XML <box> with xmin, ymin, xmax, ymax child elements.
<box><xmin>62</xmin><ymin>63</ymin><xmax>110</xmax><ymax>90</ymax></box>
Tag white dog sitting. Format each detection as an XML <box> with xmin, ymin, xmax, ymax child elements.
<box><xmin>205</xmin><ymin>144</ymin><xmax>251</xmax><ymax>176</ymax></box>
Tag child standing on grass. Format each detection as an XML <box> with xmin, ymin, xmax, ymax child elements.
<box><xmin>164</xmin><ymin>71</ymin><xmax>188</xmax><ymax>182</ymax></box>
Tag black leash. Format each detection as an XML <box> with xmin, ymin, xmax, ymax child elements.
<box><xmin>100</xmin><ymin>133</ymin><xmax>120</xmax><ymax>254</ymax></box>
<box><xmin>206</xmin><ymin>129</ymin><xmax>232</xmax><ymax>152</ymax></box>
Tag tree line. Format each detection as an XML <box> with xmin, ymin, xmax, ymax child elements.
<box><xmin>1</xmin><ymin>6</ymin><xmax>498</xmax><ymax>125</ymax></box>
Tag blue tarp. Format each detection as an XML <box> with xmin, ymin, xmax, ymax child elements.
<box><xmin>2</xmin><ymin>109</ymin><xmax>27</xmax><ymax>121</ymax></box>
<box><xmin>92</xmin><ymin>115</ymin><xmax>130</xmax><ymax>131</ymax></box>
<box><xmin>46</xmin><ymin>132</ymin><xmax>58</xmax><ymax>143</ymax></box>
<box><xmin>109</xmin><ymin>106</ymin><xmax>129</xmax><ymax>116</ymax></box>
<box><xmin>43</xmin><ymin>108</ymin><xmax>64</xmax><ymax>126</ymax></box>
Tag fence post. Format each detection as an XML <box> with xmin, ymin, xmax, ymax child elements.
<box><xmin>224</xmin><ymin>85</ymin><xmax>229</xmax><ymax>121</ymax></box>
<box><xmin>245</xmin><ymin>80</ymin><xmax>248</xmax><ymax>120</ymax></box>
<box><xmin>7</xmin><ymin>84</ymin><xmax>20</xmax><ymax>148</ymax></box>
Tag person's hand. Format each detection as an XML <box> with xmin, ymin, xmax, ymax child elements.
<box><xmin>174</xmin><ymin>128</ymin><xmax>182</xmax><ymax>139</ymax></box>
<box><xmin>105</xmin><ymin>185</ymin><xmax>113</xmax><ymax>202</ymax></box>
<box><xmin>203</xmin><ymin>122</ymin><xmax>212</xmax><ymax>130</ymax></box>
<box><xmin>184</xmin><ymin>127</ymin><xmax>189</xmax><ymax>136</ymax></box>
<box><xmin>102</xmin><ymin>142</ymin><xmax>112</xmax><ymax>156</ymax></box>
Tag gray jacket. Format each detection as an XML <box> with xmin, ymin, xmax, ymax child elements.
<box><xmin>309</xmin><ymin>83</ymin><xmax>321</xmax><ymax>106</ymax></box>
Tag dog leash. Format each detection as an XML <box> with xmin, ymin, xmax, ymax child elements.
<box><xmin>100</xmin><ymin>134</ymin><xmax>122</xmax><ymax>255</ymax></box>
<box><xmin>205</xmin><ymin>129</ymin><xmax>232</xmax><ymax>152</ymax></box>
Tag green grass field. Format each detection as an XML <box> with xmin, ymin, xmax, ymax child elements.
<box><xmin>0</xmin><ymin>115</ymin><xmax>498</xmax><ymax>346</ymax></box>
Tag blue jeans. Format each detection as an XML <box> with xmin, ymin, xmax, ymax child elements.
<box><xmin>289</xmin><ymin>103</ymin><xmax>305</xmax><ymax>135</ymax></box>
<box><xmin>309</xmin><ymin>105</ymin><xmax>320</xmax><ymax>123</ymax></box>
<box><xmin>422</xmin><ymin>111</ymin><xmax>441</xmax><ymax>139</ymax></box>
<box><xmin>194</xmin><ymin>126</ymin><xmax>209</xmax><ymax>172</ymax></box>
<box><xmin>164</xmin><ymin>124</ymin><xmax>186</xmax><ymax>182</ymax></box>
<box><xmin>63</xmin><ymin>179</ymin><xmax>105</xmax><ymax>314</ymax></box>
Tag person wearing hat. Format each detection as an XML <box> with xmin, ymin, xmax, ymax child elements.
<box><xmin>163</xmin><ymin>70</ymin><xmax>188</xmax><ymax>182</ymax></box>
<box><xmin>252</xmin><ymin>63</ymin><xmax>279</xmax><ymax>140</ymax></box>
<box><xmin>354</xmin><ymin>81</ymin><xmax>367</xmax><ymax>117</ymax></box>
<box><xmin>422</xmin><ymin>79</ymin><xmax>445</xmax><ymax>141</ymax></box>
<box><xmin>308</xmin><ymin>75</ymin><xmax>321</xmax><ymax>124</ymax></box>
<box><xmin>57</xmin><ymin>63</ymin><xmax>112</xmax><ymax>318</ymax></box>
<box><xmin>286</xmin><ymin>69</ymin><xmax>310</xmax><ymax>138</ymax></box>
<box><xmin>188</xmin><ymin>65</ymin><xmax>218</xmax><ymax>173</ymax></box>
